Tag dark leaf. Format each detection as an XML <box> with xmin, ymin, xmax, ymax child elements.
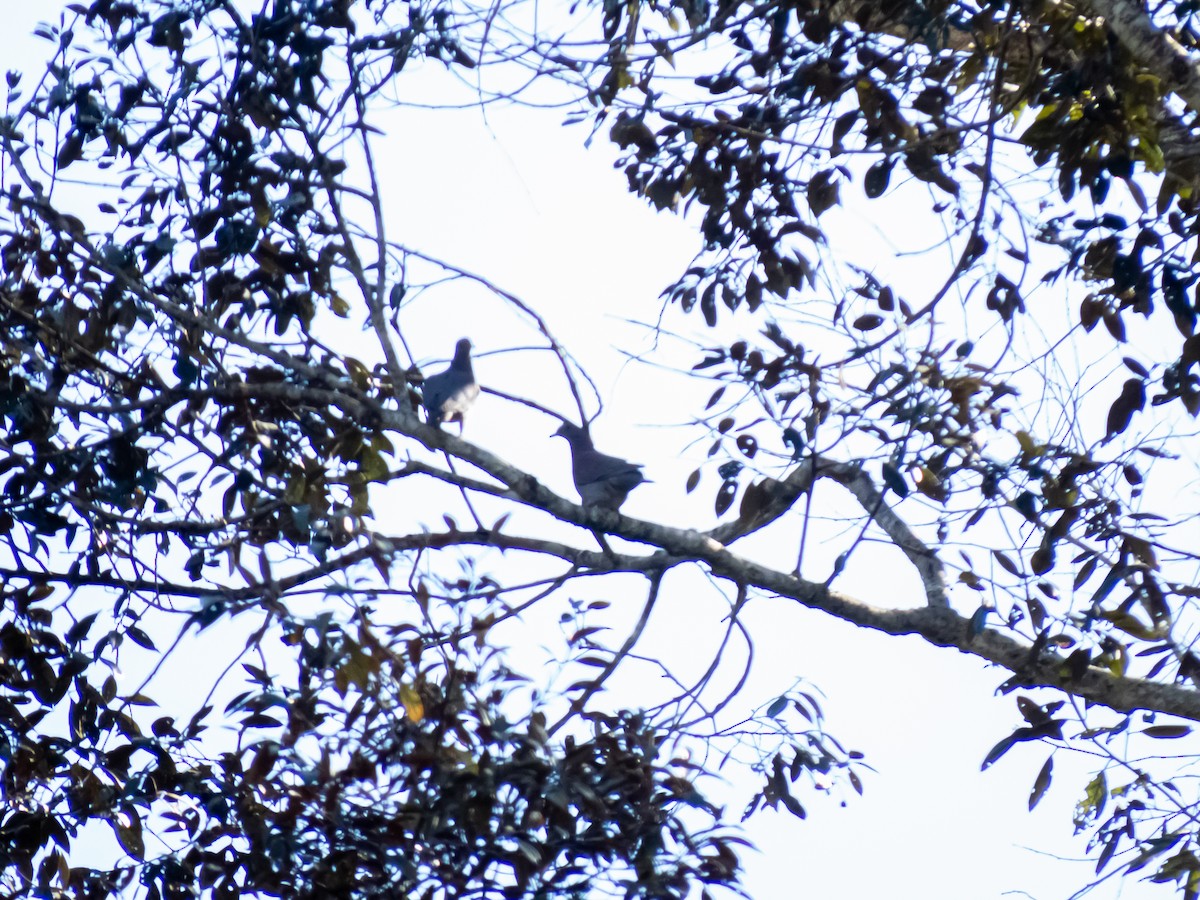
<box><xmin>852</xmin><ymin>313</ymin><xmax>883</xmax><ymax>331</ymax></box>
<box><xmin>714</xmin><ymin>479</ymin><xmax>738</xmax><ymax>516</ymax></box>
<box><xmin>993</xmin><ymin>550</ymin><xmax>1021</xmax><ymax>577</ymax></box>
<box><xmin>880</xmin><ymin>462</ymin><xmax>908</xmax><ymax>497</ymax></box>
<box><xmin>864</xmin><ymin>159</ymin><xmax>893</xmax><ymax>198</ymax></box>
<box><xmin>1105</xmin><ymin>378</ymin><xmax>1145</xmax><ymax>440</ymax></box>
<box><xmin>1028</xmin><ymin>754</ymin><xmax>1053</xmax><ymax>810</ymax></box>
<box><xmin>1143</xmin><ymin>725</ymin><xmax>1191</xmax><ymax>739</ymax></box>
<box><xmin>782</xmin><ymin>426</ymin><xmax>804</xmax><ymax>459</ymax></box>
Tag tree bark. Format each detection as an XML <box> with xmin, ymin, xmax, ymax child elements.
<box><xmin>1085</xmin><ymin>0</ymin><xmax>1200</xmax><ymax>114</ymax></box>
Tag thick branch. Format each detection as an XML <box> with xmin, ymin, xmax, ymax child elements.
<box><xmin>16</xmin><ymin>362</ymin><xmax>1199</xmax><ymax>724</ymax></box>
<box><xmin>818</xmin><ymin>460</ymin><xmax>949</xmax><ymax>608</ymax></box>
<box><xmin>380</xmin><ymin>419</ymin><xmax>1200</xmax><ymax>722</ymax></box>
<box><xmin>829</xmin><ymin>0</ymin><xmax>1200</xmax><ymax>184</ymax></box>
<box><xmin>1085</xmin><ymin>0</ymin><xmax>1200</xmax><ymax>114</ymax></box>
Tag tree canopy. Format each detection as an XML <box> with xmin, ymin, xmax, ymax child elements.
<box><xmin>4</xmin><ymin>0</ymin><xmax>1200</xmax><ymax>897</ymax></box>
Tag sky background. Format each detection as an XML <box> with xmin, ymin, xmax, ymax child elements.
<box><xmin>5</xmin><ymin>3</ymin><xmax>1188</xmax><ymax>899</ymax></box>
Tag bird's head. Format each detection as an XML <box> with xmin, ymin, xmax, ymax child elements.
<box><xmin>553</xmin><ymin>421</ymin><xmax>589</xmax><ymax>445</ymax></box>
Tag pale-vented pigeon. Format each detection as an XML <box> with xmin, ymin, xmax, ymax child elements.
<box><xmin>554</xmin><ymin>422</ymin><xmax>646</xmax><ymax>511</ymax></box>
<box><xmin>423</xmin><ymin>338</ymin><xmax>479</xmax><ymax>428</ymax></box>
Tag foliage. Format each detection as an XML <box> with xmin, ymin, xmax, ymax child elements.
<box><xmin>4</xmin><ymin>0</ymin><xmax>1200</xmax><ymax>897</ymax></box>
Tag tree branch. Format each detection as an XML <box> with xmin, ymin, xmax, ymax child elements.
<box><xmin>1085</xmin><ymin>0</ymin><xmax>1200</xmax><ymax>113</ymax></box>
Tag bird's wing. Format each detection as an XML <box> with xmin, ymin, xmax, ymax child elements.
<box><xmin>576</xmin><ymin>449</ymin><xmax>644</xmax><ymax>487</ymax></box>
<box><xmin>422</xmin><ymin>371</ymin><xmax>453</xmax><ymax>415</ymax></box>
<box><xmin>424</xmin><ymin>370</ymin><xmax>477</xmax><ymax>417</ymax></box>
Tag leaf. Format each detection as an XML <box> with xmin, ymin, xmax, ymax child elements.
<box><xmin>1073</xmin><ymin>556</ymin><xmax>1097</xmax><ymax>590</ymax></box>
<box><xmin>1030</xmin><ymin>540</ymin><xmax>1056</xmax><ymax>575</ymax></box>
<box><xmin>981</xmin><ymin>733</ymin><xmax>1019</xmax><ymax>770</ymax></box>
<box><xmin>1103</xmin><ymin>310</ymin><xmax>1127</xmax><ymax>343</ymax></box>
<box><xmin>1016</xmin><ymin>696</ymin><xmax>1044</xmax><ymax>725</ymax></box>
<box><xmin>1028</xmin><ymin>754</ymin><xmax>1053</xmax><ymax>810</ymax></box>
<box><xmin>766</xmin><ymin>696</ymin><xmax>788</xmax><ymax>718</ymax></box>
<box><xmin>746</xmin><ymin>274</ymin><xmax>763</xmax><ymax>311</ymax></box>
<box><xmin>1098</xmin><ymin>609</ymin><xmax>1158</xmax><ymax>641</ymax></box>
<box><xmin>968</xmin><ymin>605</ymin><xmax>990</xmax><ymax>637</ymax></box>
<box><xmin>400</xmin><ymin>684</ymin><xmax>424</xmax><ymax>723</ymax></box>
<box><xmin>881</xmin><ymin>462</ymin><xmax>908</xmax><ymax>497</ymax></box>
<box><xmin>1015</xmin><ymin>430</ymin><xmax>1042</xmax><ymax>457</ymax></box>
<box><xmin>993</xmin><ymin>550</ymin><xmax>1021</xmax><ymax>576</ymax></box>
<box><xmin>66</xmin><ymin>612</ymin><xmax>100</xmax><ymax>646</ymax></box>
<box><xmin>780</xmin><ymin>791</ymin><xmax>806</xmax><ymax>819</ymax></box>
<box><xmin>1074</xmin><ymin>772</ymin><xmax>1107</xmax><ymax>827</ymax></box>
<box><xmin>714</xmin><ymin>479</ymin><xmax>738</xmax><ymax>516</ymax></box>
<box><xmin>126</xmin><ymin>625</ymin><xmax>156</xmax><ymax>651</ymax></box>
<box><xmin>984</xmin><ymin>722</ymin><xmax>1061</xmax><ymax>770</ymax></box>
<box><xmin>109</xmin><ymin>808</ymin><xmax>145</xmax><ymax>860</ymax></box>
<box><xmin>864</xmin><ymin>158</ymin><xmax>893</xmax><ymax>198</ymax></box>
<box><xmin>1143</xmin><ymin>725</ymin><xmax>1191</xmax><ymax>739</ymax></box>
<box><xmin>1105</xmin><ymin>378</ymin><xmax>1145</xmax><ymax>440</ymax></box>
<box><xmin>807</xmin><ymin>169</ymin><xmax>839</xmax><ymax>217</ymax></box>
<box><xmin>685</xmin><ymin>469</ymin><xmax>700</xmax><ymax>493</ymax></box>
<box><xmin>852</xmin><ymin>313</ymin><xmax>883</xmax><ymax>331</ymax></box>
<box><xmin>781</xmin><ymin>426</ymin><xmax>804</xmax><ymax>459</ymax></box>
<box><xmin>1123</xmin><ymin>356</ymin><xmax>1150</xmax><ymax>378</ymax></box>
<box><xmin>1012</xmin><ymin>490</ymin><xmax>1040</xmax><ymax>521</ymax></box>
<box><xmin>1089</xmin><ymin>566</ymin><xmax>1125</xmax><ymax>607</ymax></box>
<box><xmin>914</xmin><ymin>466</ymin><xmax>946</xmax><ymax>502</ymax></box>
<box><xmin>848</xmin><ymin>770</ymin><xmax>863</xmax><ymax>795</ymax></box>
<box><xmin>700</xmin><ymin>283</ymin><xmax>718</xmax><ymax>327</ymax></box>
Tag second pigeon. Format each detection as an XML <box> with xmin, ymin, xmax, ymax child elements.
<box><xmin>423</xmin><ymin>338</ymin><xmax>480</xmax><ymax>430</ymax></box>
<box><xmin>554</xmin><ymin>421</ymin><xmax>646</xmax><ymax>511</ymax></box>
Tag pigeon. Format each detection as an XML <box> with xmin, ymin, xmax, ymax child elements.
<box><xmin>422</xmin><ymin>338</ymin><xmax>479</xmax><ymax>429</ymax></box>
<box><xmin>554</xmin><ymin>421</ymin><xmax>647</xmax><ymax>511</ymax></box>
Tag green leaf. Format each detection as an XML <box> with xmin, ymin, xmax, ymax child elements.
<box><xmin>1074</xmin><ymin>772</ymin><xmax>1107</xmax><ymax>828</ymax></box>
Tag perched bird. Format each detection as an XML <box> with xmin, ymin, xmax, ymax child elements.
<box><xmin>554</xmin><ymin>421</ymin><xmax>647</xmax><ymax>511</ymax></box>
<box><xmin>422</xmin><ymin>338</ymin><xmax>479</xmax><ymax>429</ymax></box>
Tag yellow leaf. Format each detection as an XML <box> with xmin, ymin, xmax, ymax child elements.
<box><xmin>344</xmin><ymin>356</ymin><xmax>371</xmax><ymax>389</ymax></box>
<box><xmin>1015</xmin><ymin>430</ymin><xmax>1042</xmax><ymax>457</ymax></box>
<box><xmin>1137</xmin><ymin>136</ymin><xmax>1165</xmax><ymax>174</ymax></box>
<box><xmin>1098</xmin><ymin>609</ymin><xmax>1159</xmax><ymax>641</ymax></box>
<box><xmin>913</xmin><ymin>466</ymin><xmax>947</xmax><ymax>502</ymax></box>
<box><xmin>400</xmin><ymin>684</ymin><xmax>424</xmax><ymax>723</ymax></box>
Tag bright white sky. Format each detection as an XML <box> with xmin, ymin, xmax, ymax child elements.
<box><xmin>5</xmin><ymin>3</ymin><xmax>1183</xmax><ymax>899</ymax></box>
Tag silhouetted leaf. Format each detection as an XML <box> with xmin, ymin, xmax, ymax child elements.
<box><xmin>1105</xmin><ymin>378</ymin><xmax>1145</xmax><ymax>440</ymax></box>
<box><xmin>1029</xmin><ymin>755</ymin><xmax>1053</xmax><ymax>810</ymax></box>
<box><xmin>864</xmin><ymin>159</ymin><xmax>893</xmax><ymax>198</ymax></box>
<box><xmin>714</xmin><ymin>479</ymin><xmax>738</xmax><ymax>516</ymax></box>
